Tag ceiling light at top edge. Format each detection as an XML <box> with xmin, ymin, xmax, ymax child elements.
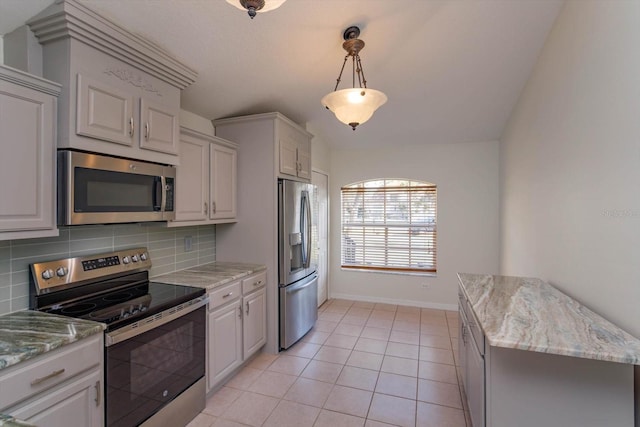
<box><xmin>226</xmin><ymin>0</ymin><xmax>287</xmax><ymax>19</ymax></box>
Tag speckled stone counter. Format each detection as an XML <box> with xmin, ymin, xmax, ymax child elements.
<box><xmin>0</xmin><ymin>311</ymin><xmax>105</xmax><ymax>371</ymax></box>
<box><xmin>153</xmin><ymin>261</ymin><xmax>266</xmax><ymax>290</ymax></box>
<box><xmin>457</xmin><ymin>273</ymin><xmax>640</xmax><ymax>364</ymax></box>
<box><xmin>0</xmin><ymin>414</ymin><xmax>34</xmax><ymax>427</ymax></box>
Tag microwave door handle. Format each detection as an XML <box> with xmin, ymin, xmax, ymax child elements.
<box><xmin>152</xmin><ymin>177</ymin><xmax>162</xmax><ymax>211</ymax></box>
<box><xmin>160</xmin><ymin>176</ymin><xmax>167</xmax><ymax>212</ymax></box>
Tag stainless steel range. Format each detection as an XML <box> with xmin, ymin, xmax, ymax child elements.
<box><xmin>30</xmin><ymin>248</ymin><xmax>208</xmax><ymax>427</ymax></box>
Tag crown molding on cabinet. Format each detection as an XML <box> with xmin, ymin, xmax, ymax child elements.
<box><xmin>0</xmin><ymin>64</ymin><xmax>61</xmax><ymax>96</ymax></box>
<box><xmin>26</xmin><ymin>0</ymin><xmax>197</xmax><ymax>90</ymax></box>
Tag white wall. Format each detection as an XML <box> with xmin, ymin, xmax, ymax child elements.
<box><xmin>329</xmin><ymin>141</ymin><xmax>500</xmax><ymax>309</ymax></box>
<box><xmin>500</xmin><ymin>0</ymin><xmax>640</xmax><ymax>339</ymax></box>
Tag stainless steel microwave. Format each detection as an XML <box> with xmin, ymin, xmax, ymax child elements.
<box><xmin>57</xmin><ymin>151</ymin><xmax>175</xmax><ymax>225</ymax></box>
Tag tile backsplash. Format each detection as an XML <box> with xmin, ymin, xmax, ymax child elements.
<box><xmin>0</xmin><ymin>224</ymin><xmax>216</xmax><ymax>315</ymax></box>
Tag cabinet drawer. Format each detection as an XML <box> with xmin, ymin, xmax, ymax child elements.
<box><xmin>242</xmin><ymin>271</ymin><xmax>266</xmax><ymax>295</ymax></box>
<box><xmin>0</xmin><ymin>335</ymin><xmax>102</xmax><ymax>410</ymax></box>
<box><xmin>209</xmin><ymin>281</ymin><xmax>241</xmax><ymax>310</ymax></box>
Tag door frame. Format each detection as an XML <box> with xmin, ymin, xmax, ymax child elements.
<box><xmin>312</xmin><ymin>168</ymin><xmax>329</xmax><ymax>305</ymax></box>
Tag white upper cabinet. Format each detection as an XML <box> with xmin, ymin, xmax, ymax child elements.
<box><xmin>215</xmin><ymin>112</ymin><xmax>313</xmax><ymax>184</ymax></box>
<box><xmin>210</xmin><ymin>143</ymin><xmax>237</xmax><ymax>220</ymax></box>
<box><xmin>27</xmin><ymin>0</ymin><xmax>197</xmax><ymax>165</ymax></box>
<box><xmin>172</xmin><ymin>128</ymin><xmax>237</xmax><ymax>226</ymax></box>
<box><xmin>0</xmin><ymin>65</ymin><xmax>61</xmax><ymax>241</ymax></box>
<box><xmin>278</xmin><ymin>119</ymin><xmax>313</xmax><ymax>181</ymax></box>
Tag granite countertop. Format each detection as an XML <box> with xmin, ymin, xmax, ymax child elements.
<box><xmin>0</xmin><ymin>414</ymin><xmax>35</xmax><ymax>427</ymax></box>
<box><xmin>457</xmin><ymin>273</ymin><xmax>640</xmax><ymax>365</ymax></box>
<box><xmin>153</xmin><ymin>261</ymin><xmax>267</xmax><ymax>290</ymax></box>
<box><xmin>0</xmin><ymin>311</ymin><xmax>105</xmax><ymax>372</ymax></box>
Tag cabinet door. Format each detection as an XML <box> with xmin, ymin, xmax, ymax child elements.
<box><xmin>76</xmin><ymin>74</ymin><xmax>134</xmax><ymax>147</ymax></box>
<box><xmin>9</xmin><ymin>369</ymin><xmax>103</xmax><ymax>427</ymax></box>
<box><xmin>210</xmin><ymin>143</ymin><xmax>237</xmax><ymax>220</ymax></box>
<box><xmin>279</xmin><ymin>137</ymin><xmax>298</xmax><ymax>177</ymax></box>
<box><xmin>139</xmin><ymin>98</ymin><xmax>179</xmax><ymax>155</ymax></box>
<box><xmin>466</xmin><ymin>338</ymin><xmax>485</xmax><ymax>427</ymax></box>
<box><xmin>0</xmin><ymin>81</ymin><xmax>56</xmax><ymax>235</ymax></box>
<box><xmin>175</xmin><ymin>135</ymin><xmax>209</xmax><ymax>221</ymax></box>
<box><xmin>242</xmin><ymin>287</ymin><xmax>267</xmax><ymax>360</ymax></box>
<box><xmin>208</xmin><ymin>302</ymin><xmax>243</xmax><ymax>388</ymax></box>
<box><xmin>296</xmin><ymin>138</ymin><xmax>312</xmax><ymax>180</ymax></box>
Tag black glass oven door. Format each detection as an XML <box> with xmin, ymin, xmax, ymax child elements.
<box><xmin>105</xmin><ymin>306</ymin><xmax>205</xmax><ymax>427</ymax></box>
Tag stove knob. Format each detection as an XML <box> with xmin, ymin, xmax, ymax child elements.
<box><xmin>41</xmin><ymin>269</ymin><xmax>54</xmax><ymax>280</ymax></box>
<box><xmin>140</xmin><ymin>253</ymin><xmax>148</xmax><ymax>261</ymax></box>
<box><xmin>131</xmin><ymin>307</ymin><xmax>140</xmax><ymax>315</ymax></box>
<box><xmin>131</xmin><ymin>254</ymin><xmax>139</xmax><ymax>263</ymax></box>
<box><xmin>56</xmin><ymin>267</ymin><xmax>68</xmax><ymax>277</ymax></box>
<box><xmin>140</xmin><ymin>306</ymin><xmax>147</xmax><ymax>312</ymax></box>
<box><xmin>122</xmin><ymin>256</ymin><xmax>131</xmax><ymax>264</ymax></box>
<box><xmin>122</xmin><ymin>311</ymin><xmax>130</xmax><ymax>318</ymax></box>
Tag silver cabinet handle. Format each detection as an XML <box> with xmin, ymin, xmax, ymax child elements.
<box><xmin>31</xmin><ymin>368</ymin><xmax>65</xmax><ymax>386</ymax></box>
<box><xmin>238</xmin><ymin>305</ymin><xmax>242</xmax><ymax>318</ymax></box>
<box><xmin>204</xmin><ymin>202</ymin><xmax>208</xmax><ymax>214</ymax></box>
<box><xmin>245</xmin><ymin>301</ymin><xmax>250</xmax><ymax>315</ymax></box>
<box><xmin>129</xmin><ymin>117</ymin><xmax>134</xmax><ymax>136</ymax></box>
<box><xmin>254</xmin><ymin>280</ymin><xmax>263</xmax><ymax>287</ymax></box>
<box><xmin>223</xmin><ymin>292</ymin><xmax>233</xmax><ymax>298</ymax></box>
<box><xmin>212</xmin><ymin>202</ymin><xmax>216</xmax><ymax>214</ymax></box>
<box><xmin>144</xmin><ymin>122</ymin><xmax>150</xmax><ymax>140</ymax></box>
<box><xmin>94</xmin><ymin>380</ymin><xmax>101</xmax><ymax>407</ymax></box>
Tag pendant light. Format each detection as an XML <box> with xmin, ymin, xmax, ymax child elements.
<box><xmin>226</xmin><ymin>0</ymin><xmax>287</xmax><ymax>19</ymax></box>
<box><xmin>321</xmin><ymin>26</ymin><xmax>387</xmax><ymax>130</ymax></box>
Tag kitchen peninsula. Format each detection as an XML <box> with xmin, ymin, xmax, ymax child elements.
<box><xmin>457</xmin><ymin>273</ymin><xmax>640</xmax><ymax>427</ymax></box>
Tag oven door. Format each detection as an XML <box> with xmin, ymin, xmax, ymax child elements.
<box><xmin>58</xmin><ymin>150</ymin><xmax>175</xmax><ymax>225</ymax></box>
<box><xmin>105</xmin><ymin>305</ymin><xmax>205</xmax><ymax>427</ymax></box>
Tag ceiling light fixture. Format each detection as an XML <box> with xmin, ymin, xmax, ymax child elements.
<box><xmin>321</xmin><ymin>26</ymin><xmax>387</xmax><ymax>131</ymax></box>
<box><xmin>226</xmin><ymin>0</ymin><xmax>287</xmax><ymax>19</ymax></box>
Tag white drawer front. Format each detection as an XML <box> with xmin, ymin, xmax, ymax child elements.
<box><xmin>0</xmin><ymin>335</ymin><xmax>102</xmax><ymax>410</ymax></box>
<box><xmin>209</xmin><ymin>281</ymin><xmax>241</xmax><ymax>310</ymax></box>
<box><xmin>241</xmin><ymin>271</ymin><xmax>267</xmax><ymax>295</ymax></box>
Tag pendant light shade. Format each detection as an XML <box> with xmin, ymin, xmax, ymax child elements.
<box><xmin>226</xmin><ymin>0</ymin><xmax>287</xmax><ymax>19</ymax></box>
<box><xmin>322</xmin><ymin>26</ymin><xmax>387</xmax><ymax>130</ymax></box>
<box><xmin>321</xmin><ymin>88</ymin><xmax>387</xmax><ymax>130</ymax></box>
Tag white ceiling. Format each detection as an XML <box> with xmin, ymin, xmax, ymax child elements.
<box><xmin>1</xmin><ymin>0</ymin><xmax>563</xmax><ymax>148</ymax></box>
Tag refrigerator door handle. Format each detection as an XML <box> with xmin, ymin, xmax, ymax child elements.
<box><xmin>300</xmin><ymin>191</ymin><xmax>309</xmax><ymax>267</ymax></box>
<box><xmin>305</xmin><ymin>189</ymin><xmax>312</xmax><ymax>268</ymax></box>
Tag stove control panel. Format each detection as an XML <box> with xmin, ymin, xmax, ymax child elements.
<box><xmin>31</xmin><ymin>247</ymin><xmax>152</xmax><ymax>295</ymax></box>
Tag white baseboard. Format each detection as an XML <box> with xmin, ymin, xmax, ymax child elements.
<box><xmin>328</xmin><ymin>292</ymin><xmax>458</xmax><ymax>311</ymax></box>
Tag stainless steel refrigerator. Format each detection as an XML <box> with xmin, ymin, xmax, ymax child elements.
<box><xmin>278</xmin><ymin>179</ymin><xmax>318</xmax><ymax>350</ymax></box>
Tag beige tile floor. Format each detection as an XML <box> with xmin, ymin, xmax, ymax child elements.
<box><xmin>187</xmin><ymin>299</ymin><xmax>470</xmax><ymax>427</ymax></box>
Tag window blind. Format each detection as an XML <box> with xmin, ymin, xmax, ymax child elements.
<box><xmin>341</xmin><ymin>179</ymin><xmax>437</xmax><ymax>273</ymax></box>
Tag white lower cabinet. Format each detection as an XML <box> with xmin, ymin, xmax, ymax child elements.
<box><xmin>207</xmin><ymin>271</ymin><xmax>267</xmax><ymax>391</ymax></box>
<box><xmin>9</xmin><ymin>369</ymin><xmax>102</xmax><ymax>427</ymax></box>
<box><xmin>208</xmin><ymin>299</ymin><xmax>243</xmax><ymax>388</ymax></box>
<box><xmin>0</xmin><ymin>334</ymin><xmax>104</xmax><ymax>427</ymax></box>
<box><xmin>242</xmin><ymin>287</ymin><xmax>267</xmax><ymax>360</ymax></box>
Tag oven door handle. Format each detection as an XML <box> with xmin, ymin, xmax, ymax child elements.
<box><xmin>105</xmin><ymin>296</ymin><xmax>208</xmax><ymax>347</ymax></box>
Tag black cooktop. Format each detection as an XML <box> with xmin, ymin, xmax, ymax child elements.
<box><xmin>41</xmin><ymin>281</ymin><xmax>205</xmax><ymax>330</ymax></box>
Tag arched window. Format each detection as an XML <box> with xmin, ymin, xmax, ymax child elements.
<box><xmin>341</xmin><ymin>179</ymin><xmax>437</xmax><ymax>273</ymax></box>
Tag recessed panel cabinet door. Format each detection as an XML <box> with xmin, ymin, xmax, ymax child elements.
<box><xmin>208</xmin><ymin>302</ymin><xmax>242</xmax><ymax>388</ymax></box>
<box><xmin>140</xmin><ymin>98</ymin><xmax>179</xmax><ymax>155</ymax></box>
<box><xmin>76</xmin><ymin>74</ymin><xmax>134</xmax><ymax>146</ymax></box>
<box><xmin>175</xmin><ymin>136</ymin><xmax>209</xmax><ymax>221</ymax></box>
<box><xmin>296</xmin><ymin>138</ymin><xmax>312</xmax><ymax>180</ymax></box>
<box><xmin>279</xmin><ymin>137</ymin><xmax>298</xmax><ymax>177</ymax></box>
<box><xmin>210</xmin><ymin>143</ymin><xmax>237</xmax><ymax>220</ymax></box>
<box><xmin>9</xmin><ymin>369</ymin><xmax>103</xmax><ymax>427</ymax></box>
<box><xmin>242</xmin><ymin>287</ymin><xmax>266</xmax><ymax>360</ymax></box>
<box><xmin>0</xmin><ymin>81</ymin><xmax>56</xmax><ymax>233</ymax></box>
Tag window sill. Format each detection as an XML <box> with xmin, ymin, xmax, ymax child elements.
<box><xmin>340</xmin><ymin>267</ymin><xmax>437</xmax><ymax>278</ymax></box>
